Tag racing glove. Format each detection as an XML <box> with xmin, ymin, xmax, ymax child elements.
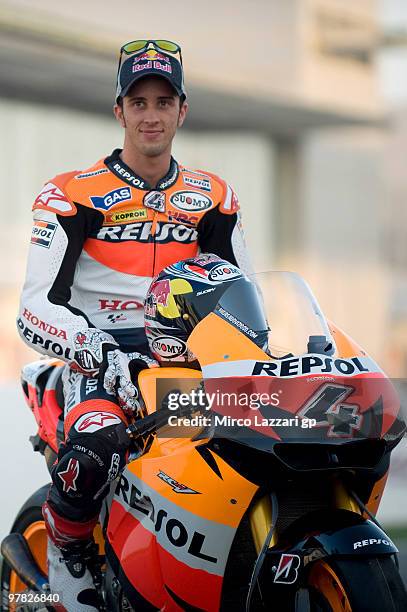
<box><xmin>71</xmin><ymin>328</ymin><xmax>119</xmax><ymax>377</ymax></box>
<box><xmin>71</xmin><ymin>329</ymin><xmax>159</xmax><ymax>415</ymax></box>
<box><xmin>102</xmin><ymin>350</ymin><xmax>159</xmax><ymax>415</ymax></box>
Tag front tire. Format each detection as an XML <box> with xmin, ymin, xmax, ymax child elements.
<box><xmin>1</xmin><ymin>505</ymin><xmax>48</xmax><ymax>611</ymax></box>
<box><xmin>308</xmin><ymin>556</ymin><xmax>407</xmax><ymax>612</ymax></box>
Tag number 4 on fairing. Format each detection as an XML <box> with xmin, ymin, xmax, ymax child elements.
<box><xmin>298</xmin><ymin>383</ymin><xmax>363</xmax><ymax>437</ymax></box>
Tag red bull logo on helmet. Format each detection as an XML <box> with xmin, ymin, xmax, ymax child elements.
<box><xmin>150</xmin><ymin>279</ymin><xmax>171</xmax><ymax>307</ymax></box>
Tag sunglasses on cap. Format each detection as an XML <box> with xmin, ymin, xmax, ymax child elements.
<box><xmin>119</xmin><ymin>39</ymin><xmax>183</xmax><ymax>67</ymax></box>
<box><xmin>116</xmin><ymin>39</ymin><xmax>186</xmax><ymax>101</ymax></box>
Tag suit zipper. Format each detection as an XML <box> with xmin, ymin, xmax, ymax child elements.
<box><xmin>151</xmin><ymin>212</ymin><xmax>159</xmax><ymax>275</ymax></box>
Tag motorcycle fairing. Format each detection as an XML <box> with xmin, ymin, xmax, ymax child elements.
<box><xmin>106</xmin><ymin>440</ymin><xmax>258</xmax><ymax>610</ymax></box>
<box><xmin>200</xmin><ymin>354</ymin><xmax>383</xmax><ymax>380</ymax></box>
<box><xmin>250</xmin><ymin>511</ymin><xmax>399</xmax><ymax>602</ymax></box>
<box><xmin>188</xmin><ymin>312</ymin><xmax>269</xmax><ymax>366</ymax></box>
<box><xmin>265</xmin><ymin>509</ymin><xmax>398</xmax><ymax>572</ymax></box>
<box><xmin>21</xmin><ymin>359</ymin><xmax>64</xmax><ymax>453</ymax></box>
<box><xmin>187</xmin><ymin>315</ymin><xmax>402</xmax><ymax>442</ymax></box>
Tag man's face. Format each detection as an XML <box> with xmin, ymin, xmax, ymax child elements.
<box><xmin>114</xmin><ymin>76</ymin><xmax>188</xmax><ymax>158</ymax></box>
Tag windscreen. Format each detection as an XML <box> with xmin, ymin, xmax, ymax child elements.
<box><xmin>214</xmin><ymin>279</ymin><xmax>269</xmax><ymax>349</ymax></box>
<box><xmin>187</xmin><ymin>271</ymin><xmax>337</xmax><ymax>367</ymax></box>
<box><xmin>250</xmin><ymin>271</ymin><xmax>335</xmax><ymax>358</ymax></box>
<box><xmin>166</xmin><ymin>271</ymin><xmax>406</xmax><ymax>450</ymax></box>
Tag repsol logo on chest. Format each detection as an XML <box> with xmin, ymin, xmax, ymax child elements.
<box><xmin>116</xmin><ymin>474</ymin><xmax>217</xmax><ymax>563</ymax></box>
<box><xmin>90</xmin><ymin>187</ymin><xmax>132</xmax><ymax>211</ymax></box>
<box><xmin>96</xmin><ymin>222</ymin><xmax>198</xmax><ymax>244</ymax></box>
<box><xmin>252</xmin><ymin>355</ymin><xmax>371</xmax><ymax>377</ymax></box>
<box><xmin>112</xmin><ymin>162</ymin><xmax>145</xmax><ymax>189</ymax></box>
<box><xmin>182</xmin><ymin>174</ymin><xmax>211</xmax><ymax>191</ymax></box>
<box><xmin>17</xmin><ymin>319</ymin><xmax>71</xmax><ymax>359</ymax></box>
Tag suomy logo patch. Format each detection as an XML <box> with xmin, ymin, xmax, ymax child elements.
<box><xmin>208</xmin><ymin>264</ymin><xmax>242</xmax><ymax>282</ymax></box>
<box><xmin>170</xmin><ymin>191</ymin><xmax>212</xmax><ymax>212</ymax></box>
<box><xmin>152</xmin><ymin>336</ymin><xmax>186</xmax><ymax>358</ymax></box>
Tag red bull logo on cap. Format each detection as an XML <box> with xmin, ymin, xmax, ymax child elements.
<box><xmin>132</xmin><ymin>60</ymin><xmax>172</xmax><ymax>74</ymax></box>
<box><xmin>133</xmin><ymin>50</ymin><xmax>171</xmax><ymax>64</ymax></box>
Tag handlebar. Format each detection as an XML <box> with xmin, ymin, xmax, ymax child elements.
<box><xmin>126</xmin><ymin>400</ymin><xmax>202</xmax><ymax>440</ymax></box>
<box><xmin>126</xmin><ymin>409</ymin><xmax>169</xmax><ymax>439</ymax></box>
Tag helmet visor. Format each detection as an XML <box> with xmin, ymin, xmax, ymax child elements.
<box><xmin>185</xmin><ymin>277</ymin><xmax>269</xmax><ymax>348</ymax></box>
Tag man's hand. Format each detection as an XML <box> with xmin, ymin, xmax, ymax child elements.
<box><xmin>102</xmin><ymin>350</ymin><xmax>159</xmax><ymax>415</ymax></box>
<box><xmin>71</xmin><ymin>329</ymin><xmax>119</xmax><ymax>376</ymax></box>
<box><xmin>71</xmin><ymin>329</ymin><xmax>158</xmax><ymax>415</ymax></box>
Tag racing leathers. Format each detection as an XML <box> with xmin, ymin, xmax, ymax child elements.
<box><xmin>17</xmin><ymin>148</ymin><xmax>253</xmax><ymax>540</ymax></box>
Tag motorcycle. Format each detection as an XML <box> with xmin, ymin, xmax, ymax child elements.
<box><xmin>1</xmin><ymin>270</ymin><xmax>406</xmax><ymax>611</ymax></box>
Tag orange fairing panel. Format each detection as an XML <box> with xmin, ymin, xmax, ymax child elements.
<box><xmin>108</xmin><ymin>499</ymin><xmax>224</xmax><ymax>610</ymax></box>
<box><xmin>328</xmin><ymin>321</ymin><xmax>366</xmax><ymax>359</ymax></box>
<box><xmin>138</xmin><ymin>367</ymin><xmax>202</xmax><ymax>416</ymax></box>
<box><xmin>365</xmin><ymin>471</ymin><xmax>389</xmax><ymax>517</ymax></box>
<box><xmin>127</xmin><ymin>439</ymin><xmax>257</xmax><ymax>526</ymax></box>
<box><xmin>109</xmin><ymin>448</ymin><xmax>258</xmax><ymax>610</ymax></box>
<box><xmin>110</xmin><ymin>364</ymin><xmax>259</xmax><ymax>610</ymax></box>
<box><xmin>187</xmin><ymin>312</ymin><xmax>269</xmax><ymax>366</ymax></box>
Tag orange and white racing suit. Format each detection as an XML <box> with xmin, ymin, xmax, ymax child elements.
<box><xmin>17</xmin><ymin>149</ymin><xmax>254</xmax><ymax>539</ymax></box>
<box><xmin>18</xmin><ymin>149</ymin><xmax>252</xmax><ymax>356</ymax></box>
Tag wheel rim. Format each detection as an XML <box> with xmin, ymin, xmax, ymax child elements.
<box><xmin>308</xmin><ymin>561</ymin><xmax>352</xmax><ymax>612</ymax></box>
<box><xmin>8</xmin><ymin>521</ymin><xmax>47</xmax><ymax>596</ymax></box>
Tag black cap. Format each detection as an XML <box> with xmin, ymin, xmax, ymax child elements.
<box><xmin>116</xmin><ymin>49</ymin><xmax>186</xmax><ymax>102</ymax></box>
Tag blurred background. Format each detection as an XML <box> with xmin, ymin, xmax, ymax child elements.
<box><xmin>0</xmin><ymin>0</ymin><xmax>406</xmax><ymax>569</ymax></box>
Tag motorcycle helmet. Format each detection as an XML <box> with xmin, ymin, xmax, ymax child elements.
<box><xmin>144</xmin><ymin>254</ymin><xmax>269</xmax><ymax>366</ymax></box>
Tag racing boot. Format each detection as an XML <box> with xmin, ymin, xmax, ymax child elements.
<box><xmin>43</xmin><ymin>501</ymin><xmax>101</xmax><ymax>611</ymax></box>
<box><xmin>47</xmin><ymin>537</ymin><xmax>101</xmax><ymax>612</ymax></box>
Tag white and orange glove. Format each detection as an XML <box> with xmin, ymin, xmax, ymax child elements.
<box><xmin>103</xmin><ymin>349</ymin><xmax>159</xmax><ymax>414</ymax></box>
<box><xmin>71</xmin><ymin>329</ymin><xmax>158</xmax><ymax>414</ymax></box>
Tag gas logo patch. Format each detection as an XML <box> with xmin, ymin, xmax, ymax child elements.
<box><xmin>90</xmin><ymin>187</ymin><xmax>132</xmax><ymax>211</ymax></box>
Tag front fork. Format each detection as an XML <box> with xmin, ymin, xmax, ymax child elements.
<box><xmin>248</xmin><ymin>476</ymin><xmax>377</xmax><ymax>554</ymax></box>
<box><xmin>246</xmin><ymin>474</ymin><xmax>393</xmax><ymax>610</ymax></box>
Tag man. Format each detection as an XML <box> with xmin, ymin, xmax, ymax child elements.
<box><xmin>18</xmin><ymin>40</ymin><xmax>253</xmax><ymax>611</ymax></box>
